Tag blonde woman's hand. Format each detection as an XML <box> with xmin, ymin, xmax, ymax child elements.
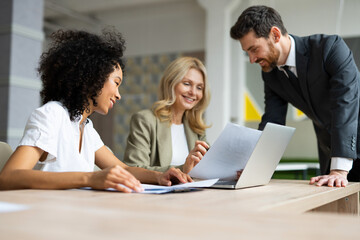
<box><xmin>157</xmin><ymin>167</ymin><xmax>193</xmax><ymax>186</ymax></box>
<box><xmin>89</xmin><ymin>165</ymin><xmax>143</xmax><ymax>193</ymax></box>
<box><xmin>182</xmin><ymin>140</ymin><xmax>209</xmax><ymax>174</ymax></box>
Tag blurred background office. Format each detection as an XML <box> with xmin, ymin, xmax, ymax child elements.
<box><xmin>1</xmin><ymin>0</ymin><xmax>360</xmax><ymax>164</ymax></box>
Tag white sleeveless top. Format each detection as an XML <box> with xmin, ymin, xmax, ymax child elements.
<box><xmin>170</xmin><ymin>124</ymin><xmax>189</xmax><ymax>166</ymax></box>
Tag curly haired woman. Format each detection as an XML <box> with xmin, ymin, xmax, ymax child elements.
<box><xmin>123</xmin><ymin>57</ymin><xmax>211</xmax><ymax>174</ymax></box>
<box><xmin>0</xmin><ymin>29</ymin><xmax>191</xmax><ymax>192</ymax></box>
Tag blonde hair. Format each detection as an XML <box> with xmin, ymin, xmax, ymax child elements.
<box><xmin>152</xmin><ymin>56</ymin><xmax>210</xmax><ymax>135</ymax></box>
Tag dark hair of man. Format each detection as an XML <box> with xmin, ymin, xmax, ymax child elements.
<box><xmin>230</xmin><ymin>5</ymin><xmax>287</xmax><ymax>40</ymax></box>
<box><xmin>38</xmin><ymin>29</ymin><xmax>126</xmax><ymax>121</ymax></box>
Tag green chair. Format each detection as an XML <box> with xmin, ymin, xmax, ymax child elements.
<box><xmin>0</xmin><ymin>142</ymin><xmax>12</xmax><ymax>171</ymax></box>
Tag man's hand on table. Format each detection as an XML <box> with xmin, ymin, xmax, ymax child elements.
<box><xmin>310</xmin><ymin>170</ymin><xmax>348</xmax><ymax>187</ymax></box>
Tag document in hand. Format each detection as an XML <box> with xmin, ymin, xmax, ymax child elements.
<box><xmin>189</xmin><ymin>123</ymin><xmax>262</xmax><ymax>181</ymax></box>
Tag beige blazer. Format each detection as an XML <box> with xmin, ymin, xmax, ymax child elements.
<box><xmin>123</xmin><ymin>109</ymin><xmax>206</xmax><ymax>172</ymax></box>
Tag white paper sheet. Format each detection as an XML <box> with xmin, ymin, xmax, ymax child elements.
<box><xmin>139</xmin><ymin>178</ymin><xmax>219</xmax><ymax>194</ymax></box>
<box><xmin>0</xmin><ymin>201</ymin><xmax>29</xmax><ymax>213</ymax></box>
<box><xmin>80</xmin><ymin>178</ymin><xmax>218</xmax><ymax>194</ymax></box>
<box><xmin>189</xmin><ymin>123</ymin><xmax>261</xmax><ymax>180</ymax></box>
<box><xmin>92</xmin><ymin>178</ymin><xmax>219</xmax><ymax>194</ymax></box>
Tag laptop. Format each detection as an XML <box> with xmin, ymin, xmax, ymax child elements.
<box><xmin>190</xmin><ymin>122</ymin><xmax>295</xmax><ymax>189</ymax></box>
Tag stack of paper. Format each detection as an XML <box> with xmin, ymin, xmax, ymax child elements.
<box><xmin>190</xmin><ymin>123</ymin><xmax>261</xmax><ymax>180</ymax></box>
<box><xmin>140</xmin><ymin>178</ymin><xmax>219</xmax><ymax>194</ymax></box>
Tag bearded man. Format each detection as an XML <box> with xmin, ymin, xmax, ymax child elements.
<box><xmin>230</xmin><ymin>5</ymin><xmax>360</xmax><ymax>187</ymax></box>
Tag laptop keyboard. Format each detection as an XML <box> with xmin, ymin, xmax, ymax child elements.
<box><xmin>214</xmin><ymin>180</ymin><xmax>237</xmax><ymax>185</ymax></box>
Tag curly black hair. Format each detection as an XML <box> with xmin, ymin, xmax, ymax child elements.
<box><xmin>38</xmin><ymin>29</ymin><xmax>126</xmax><ymax>121</ymax></box>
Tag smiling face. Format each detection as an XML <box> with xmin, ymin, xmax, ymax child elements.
<box><xmin>240</xmin><ymin>30</ymin><xmax>280</xmax><ymax>72</ymax></box>
<box><xmin>92</xmin><ymin>66</ymin><xmax>122</xmax><ymax>115</ymax></box>
<box><xmin>172</xmin><ymin>68</ymin><xmax>204</xmax><ymax>116</ymax></box>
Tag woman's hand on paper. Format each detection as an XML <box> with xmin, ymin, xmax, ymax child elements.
<box><xmin>157</xmin><ymin>167</ymin><xmax>193</xmax><ymax>186</ymax></box>
<box><xmin>182</xmin><ymin>141</ymin><xmax>210</xmax><ymax>174</ymax></box>
<box><xmin>89</xmin><ymin>165</ymin><xmax>143</xmax><ymax>193</ymax></box>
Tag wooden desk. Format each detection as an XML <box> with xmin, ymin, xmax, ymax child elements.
<box><xmin>0</xmin><ymin>180</ymin><xmax>359</xmax><ymax>239</ymax></box>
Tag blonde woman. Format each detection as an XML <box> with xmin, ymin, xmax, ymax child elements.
<box><xmin>123</xmin><ymin>57</ymin><xmax>211</xmax><ymax>174</ymax></box>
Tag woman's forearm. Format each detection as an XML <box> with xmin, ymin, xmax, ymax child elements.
<box><xmin>0</xmin><ymin>169</ymin><xmax>92</xmax><ymax>190</ymax></box>
<box><xmin>124</xmin><ymin>166</ymin><xmax>161</xmax><ymax>184</ymax></box>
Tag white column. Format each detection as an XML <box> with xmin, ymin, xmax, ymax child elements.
<box><xmin>198</xmin><ymin>0</ymin><xmax>241</xmax><ymax>144</ymax></box>
<box><xmin>0</xmin><ymin>0</ymin><xmax>44</xmax><ymax>149</ymax></box>
<box><xmin>230</xmin><ymin>39</ymin><xmax>247</xmax><ymax>126</ymax></box>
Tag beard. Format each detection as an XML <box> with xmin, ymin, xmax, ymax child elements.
<box><xmin>257</xmin><ymin>41</ymin><xmax>280</xmax><ymax>72</ymax></box>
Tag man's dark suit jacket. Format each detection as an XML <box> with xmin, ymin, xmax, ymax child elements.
<box><xmin>259</xmin><ymin>34</ymin><xmax>360</xmax><ymax>178</ymax></box>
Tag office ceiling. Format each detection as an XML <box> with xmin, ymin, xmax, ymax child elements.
<box><xmin>43</xmin><ymin>0</ymin><xmax>187</xmax><ymax>34</ymax></box>
<box><xmin>44</xmin><ymin>0</ymin><xmax>184</xmax><ymax>17</ymax></box>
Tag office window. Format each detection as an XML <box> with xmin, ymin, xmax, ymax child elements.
<box><xmin>344</xmin><ymin>36</ymin><xmax>360</xmax><ymax>69</ymax></box>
